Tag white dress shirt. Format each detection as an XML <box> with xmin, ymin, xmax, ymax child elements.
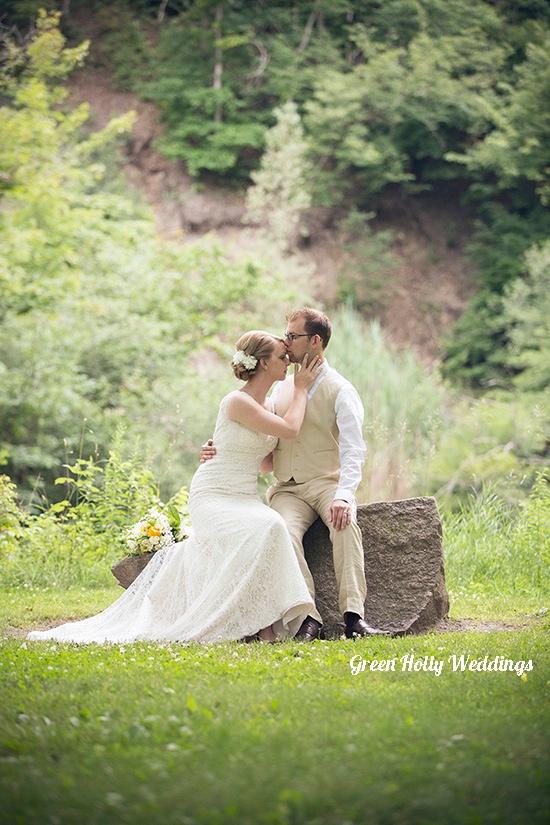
<box><xmin>271</xmin><ymin>361</ymin><xmax>366</xmax><ymax>502</ymax></box>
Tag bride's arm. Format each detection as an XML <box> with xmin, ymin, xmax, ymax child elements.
<box><xmin>226</xmin><ymin>389</ymin><xmax>307</xmax><ymax>439</ymax></box>
<box><xmin>227</xmin><ymin>356</ymin><xmax>321</xmax><ymax>439</ymax></box>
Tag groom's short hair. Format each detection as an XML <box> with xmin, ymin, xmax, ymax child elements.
<box><xmin>287</xmin><ymin>307</ymin><xmax>332</xmax><ymax>349</ymax></box>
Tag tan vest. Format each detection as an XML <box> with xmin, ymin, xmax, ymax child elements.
<box><xmin>273</xmin><ymin>368</ymin><xmax>348</xmax><ymax>483</ymax></box>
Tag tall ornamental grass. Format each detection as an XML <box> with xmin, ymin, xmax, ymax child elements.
<box><xmin>327</xmin><ymin>305</ymin><xmax>548</xmax><ymax>509</ymax></box>
<box><xmin>328</xmin><ymin>304</ymin><xmax>445</xmax><ymax>501</ymax></box>
<box><xmin>443</xmin><ymin>474</ymin><xmax>550</xmax><ymax>598</ymax></box>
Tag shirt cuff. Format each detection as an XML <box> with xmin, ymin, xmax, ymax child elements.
<box><xmin>335</xmin><ymin>487</ymin><xmax>355</xmax><ymax>503</ymax></box>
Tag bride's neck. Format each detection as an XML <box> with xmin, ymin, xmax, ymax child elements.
<box><xmin>241</xmin><ymin>377</ymin><xmax>269</xmax><ymax>404</ymax></box>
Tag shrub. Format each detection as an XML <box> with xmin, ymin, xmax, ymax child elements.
<box><xmin>0</xmin><ymin>430</ymin><xmax>189</xmax><ymax>589</ymax></box>
<box><xmin>0</xmin><ymin>474</ymin><xmax>25</xmax><ymax>554</ymax></box>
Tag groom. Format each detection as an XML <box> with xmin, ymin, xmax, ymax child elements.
<box><xmin>202</xmin><ymin>307</ymin><xmax>388</xmax><ymax>640</ymax></box>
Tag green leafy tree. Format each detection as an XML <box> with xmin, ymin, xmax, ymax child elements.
<box><xmin>304</xmin><ymin>5</ymin><xmax>508</xmax><ymax>206</ymax></box>
<box><xmin>502</xmin><ymin>241</ymin><xmax>550</xmax><ymax>391</ymax></box>
<box><xmin>440</xmin><ymin>292</ymin><xmax>511</xmax><ymax>388</ymax></box>
<box><xmin>466</xmin><ymin>202</ymin><xmax>550</xmax><ymax>293</ymax></box>
<box><xmin>145</xmin><ymin>1</ymin><xmax>267</xmax><ymax>176</ymax></box>
<box><xmin>446</xmin><ymin>34</ymin><xmax>550</xmax><ymax>205</ymax></box>
<box><xmin>0</xmin><ymin>10</ymin><xmax>134</xmax><ymax>318</ymax></box>
<box><xmin>0</xmin><ymin>12</ymin><xmax>307</xmax><ymax>502</ymax></box>
<box><xmin>440</xmin><ymin>203</ymin><xmax>549</xmax><ymax>386</ymax></box>
<box><xmin>244</xmin><ymin>100</ymin><xmax>311</xmax><ymax>253</ymax></box>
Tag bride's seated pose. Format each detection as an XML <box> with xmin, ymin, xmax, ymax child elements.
<box><xmin>27</xmin><ymin>331</ymin><xmax>321</xmax><ymax>645</ymax></box>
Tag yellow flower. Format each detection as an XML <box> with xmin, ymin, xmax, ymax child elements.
<box><xmin>148</xmin><ymin>525</ymin><xmax>162</xmax><ymax>537</ymax></box>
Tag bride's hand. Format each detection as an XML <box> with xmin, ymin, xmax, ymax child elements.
<box><xmin>293</xmin><ymin>354</ymin><xmax>322</xmax><ymax>392</ymax></box>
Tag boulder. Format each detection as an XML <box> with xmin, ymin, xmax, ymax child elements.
<box><xmin>303</xmin><ymin>496</ymin><xmax>449</xmax><ymax>638</ymax></box>
<box><xmin>111</xmin><ymin>552</ymin><xmax>156</xmax><ymax>589</ymax></box>
<box><xmin>111</xmin><ymin>496</ymin><xmax>449</xmax><ymax>638</ymax></box>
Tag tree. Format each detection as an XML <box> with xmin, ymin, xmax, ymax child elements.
<box><xmin>0</xmin><ymin>11</ymin><xmax>307</xmax><ymax>501</ymax></box>
<box><xmin>446</xmin><ymin>34</ymin><xmax>550</xmax><ymax>205</ymax></box>
<box><xmin>502</xmin><ymin>242</ymin><xmax>550</xmax><ymax>391</ymax></box>
<box><xmin>0</xmin><ymin>10</ymin><xmax>134</xmax><ymax>319</ymax></box>
<box><xmin>304</xmin><ymin>7</ymin><xmax>509</xmax><ymax>206</ymax></box>
<box><xmin>244</xmin><ymin>100</ymin><xmax>311</xmax><ymax>253</ymax></box>
<box><xmin>440</xmin><ymin>202</ymin><xmax>549</xmax><ymax>386</ymax></box>
<box><xmin>146</xmin><ymin>0</ymin><xmax>266</xmax><ymax>176</ymax></box>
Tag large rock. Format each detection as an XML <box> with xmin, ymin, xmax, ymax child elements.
<box><xmin>111</xmin><ymin>552</ymin><xmax>156</xmax><ymax>589</ymax></box>
<box><xmin>112</xmin><ymin>496</ymin><xmax>449</xmax><ymax>638</ymax></box>
<box><xmin>303</xmin><ymin>496</ymin><xmax>449</xmax><ymax>638</ymax></box>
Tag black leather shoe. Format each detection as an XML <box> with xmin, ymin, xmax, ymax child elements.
<box><xmin>295</xmin><ymin>617</ymin><xmax>323</xmax><ymax>642</ymax></box>
<box><xmin>344</xmin><ymin>618</ymin><xmax>390</xmax><ymax>638</ymax></box>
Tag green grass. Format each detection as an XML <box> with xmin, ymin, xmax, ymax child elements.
<box><xmin>1</xmin><ymin>480</ymin><xmax>548</xmax><ymax>823</ymax></box>
<box><xmin>0</xmin><ymin>585</ymin><xmax>119</xmax><ymax>633</ymax></box>
<box><xmin>1</xmin><ymin>585</ymin><xmax>547</xmax><ymax>637</ymax></box>
<box><xmin>1</xmin><ymin>588</ymin><xmax>549</xmax><ymax>825</ymax></box>
<box><xmin>446</xmin><ymin>590</ymin><xmax>548</xmax><ymax>624</ymax></box>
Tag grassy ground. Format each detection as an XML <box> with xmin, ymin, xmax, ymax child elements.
<box><xmin>1</xmin><ymin>587</ymin><xmax>548</xmax><ymax>825</ymax></box>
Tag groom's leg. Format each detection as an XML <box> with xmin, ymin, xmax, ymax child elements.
<box><xmin>267</xmin><ymin>485</ymin><xmax>322</xmax><ymax>624</ymax></box>
<box><xmin>305</xmin><ymin>479</ymin><xmax>367</xmax><ymax>618</ymax></box>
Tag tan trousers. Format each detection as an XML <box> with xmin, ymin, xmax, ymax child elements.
<box><xmin>267</xmin><ymin>475</ymin><xmax>367</xmax><ymax>625</ymax></box>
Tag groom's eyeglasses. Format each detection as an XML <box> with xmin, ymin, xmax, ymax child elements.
<box><xmin>284</xmin><ymin>333</ymin><xmax>312</xmax><ymax>341</ymax></box>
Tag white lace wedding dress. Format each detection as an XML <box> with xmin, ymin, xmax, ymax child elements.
<box><xmin>27</xmin><ymin>393</ymin><xmax>313</xmax><ymax>644</ymax></box>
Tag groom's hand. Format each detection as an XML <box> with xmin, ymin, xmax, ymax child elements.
<box><xmin>200</xmin><ymin>439</ymin><xmax>216</xmax><ymax>463</ymax></box>
<box><xmin>330</xmin><ymin>499</ymin><xmax>353</xmax><ymax>531</ymax></box>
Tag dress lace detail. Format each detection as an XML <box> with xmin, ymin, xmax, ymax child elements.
<box><xmin>27</xmin><ymin>393</ymin><xmax>313</xmax><ymax>644</ymax></box>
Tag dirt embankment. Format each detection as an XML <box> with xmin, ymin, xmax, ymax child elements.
<box><xmin>66</xmin><ymin>67</ymin><xmax>477</xmax><ymax>365</ymax></box>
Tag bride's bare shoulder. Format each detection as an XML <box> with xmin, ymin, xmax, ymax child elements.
<box><xmin>225</xmin><ymin>390</ymin><xmax>255</xmax><ymax>420</ymax></box>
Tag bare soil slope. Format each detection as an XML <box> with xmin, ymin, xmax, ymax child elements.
<box><xmin>66</xmin><ymin>67</ymin><xmax>477</xmax><ymax>364</ymax></box>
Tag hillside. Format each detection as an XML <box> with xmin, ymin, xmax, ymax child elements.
<box><xmin>66</xmin><ymin>66</ymin><xmax>477</xmax><ymax>365</ymax></box>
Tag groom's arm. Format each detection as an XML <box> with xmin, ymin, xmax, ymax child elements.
<box><xmin>259</xmin><ymin>452</ymin><xmax>273</xmax><ymax>474</ymax></box>
<box><xmin>329</xmin><ymin>384</ymin><xmax>366</xmax><ymax>531</ymax></box>
<box><xmin>334</xmin><ymin>384</ymin><xmax>366</xmax><ymax>501</ymax></box>
<box><xmin>202</xmin><ymin>440</ymin><xmax>272</xmax><ymax>473</ymax></box>
<box><xmin>200</xmin><ymin>439</ymin><xmax>216</xmax><ymax>463</ymax></box>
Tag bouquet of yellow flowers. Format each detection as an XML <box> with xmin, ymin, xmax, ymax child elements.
<box><xmin>123</xmin><ymin>505</ymin><xmax>190</xmax><ymax>556</ymax></box>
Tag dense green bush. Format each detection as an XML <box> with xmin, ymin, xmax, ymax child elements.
<box><xmin>0</xmin><ymin>431</ymin><xmax>189</xmax><ymax>589</ymax></box>
<box><xmin>441</xmin><ymin>207</ymin><xmax>550</xmax><ymax>386</ymax></box>
<box><xmin>428</xmin><ymin>391</ymin><xmax>549</xmax><ymax>509</ymax></box>
<box><xmin>0</xmin><ymin>13</ymin><xmax>308</xmax><ymax>502</ymax></box>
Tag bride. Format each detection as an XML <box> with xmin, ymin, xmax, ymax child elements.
<box><xmin>27</xmin><ymin>331</ymin><xmax>321</xmax><ymax>645</ymax></box>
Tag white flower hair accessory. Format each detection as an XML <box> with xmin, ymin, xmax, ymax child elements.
<box><xmin>232</xmin><ymin>350</ymin><xmax>258</xmax><ymax>370</ymax></box>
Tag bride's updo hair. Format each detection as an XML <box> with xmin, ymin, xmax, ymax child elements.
<box><xmin>231</xmin><ymin>330</ymin><xmax>282</xmax><ymax>381</ymax></box>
